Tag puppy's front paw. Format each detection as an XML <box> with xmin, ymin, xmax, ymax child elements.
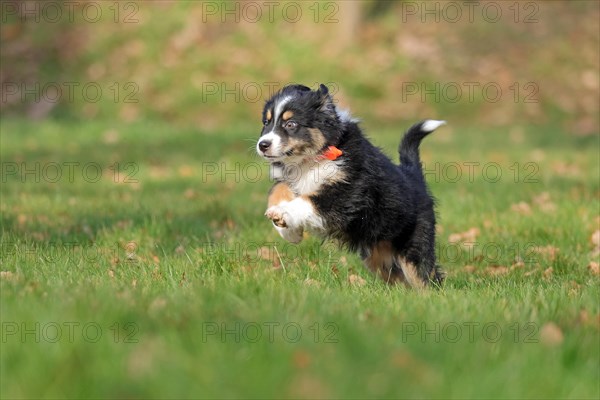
<box><xmin>276</xmin><ymin>225</ymin><xmax>304</xmax><ymax>244</ymax></box>
<box><xmin>265</xmin><ymin>206</ymin><xmax>287</xmax><ymax>228</ymax></box>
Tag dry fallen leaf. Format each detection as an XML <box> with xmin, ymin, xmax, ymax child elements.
<box><xmin>591</xmin><ymin>230</ymin><xmax>600</xmax><ymax>247</ymax></box>
<box><xmin>358</xmin><ymin>311</ymin><xmax>373</xmax><ymax>322</ymax></box>
<box><xmin>259</xmin><ymin>246</ymin><xmax>281</xmax><ymax>268</ymax></box>
<box><xmin>149</xmin><ymin>297</ymin><xmax>167</xmax><ymax>313</ymax></box>
<box><xmin>510</xmin><ymin>261</ymin><xmax>525</xmax><ymax>270</ymax></box>
<box><xmin>551</xmin><ymin>161</ymin><xmax>581</xmax><ymax>178</ymax></box>
<box><xmin>543</xmin><ymin>267</ymin><xmax>554</xmax><ymax>278</ymax></box>
<box><xmin>530</xmin><ymin>149</ymin><xmax>545</xmax><ymax>162</ymax></box>
<box><xmin>292</xmin><ymin>351</ymin><xmax>311</xmax><ymax>369</ymax></box>
<box><xmin>532</xmin><ymin>192</ymin><xmax>557</xmax><ymax>212</ymax></box>
<box><xmin>184</xmin><ymin>189</ymin><xmax>196</xmax><ymax>199</ymax></box>
<box><xmin>463</xmin><ymin>265</ymin><xmax>476</xmax><ymax>273</ymax></box>
<box><xmin>540</xmin><ymin>322</ymin><xmax>564</xmax><ymax>346</ymax></box>
<box><xmin>590</xmin><ymin>230</ymin><xmax>600</xmax><ymax>257</ymax></box>
<box><xmin>524</xmin><ymin>268</ymin><xmax>540</xmax><ymax>277</ymax></box>
<box><xmin>0</xmin><ymin>271</ymin><xmax>16</xmax><ymax>281</ymax></box>
<box><xmin>448</xmin><ymin>227</ymin><xmax>480</xmax><ymax>243</ymax></box>
<box><xmin>178</xmin><ymin>165</ymin><xmax>194</xmax><ymax>177</ymax></box>
<box><xmin>102</xmin><ymin>129</ymin><xmax>119</xmax><ymax>144</ymax></box>
<box><xmin>303</xmin><ymin>278</ymin><xmax>321</xmax><ymax>287</ymax></box>
<box><xmin>511</xmin><ymin>201</ymin><xmax>532</xmax><ymax>215</ymax></box>
<box><xmin>448</xmin><ymin>233</ymin><xmax>461</xmax><ymax>243</ymax></box>
<box><xmin>348</xmin><ymin>274</ymin><xmax>366</xmax><ymax>286</ymax></box>
<box><xmin>259</xmin><ymin>246</ymin><xmax>274</xmax><ymax>261</ymax></box>
<box><xmin>568</xmin><ymin>281</ymin><xmax>582</xmax><ymax>296</ymax></box>
<box><xmin>532</xmin><ymin>245</ymin><xmax>560</xmax><ymax>261</ymax></box>
<box><xmin>587</xmin><ymin>261</ymin><xmax>599</xmax><ymax>276</ymax></box>
<box><xmin>485</xmin><ymin>265</ymin><xmax>509</xmax><ymax>276</ymax></box>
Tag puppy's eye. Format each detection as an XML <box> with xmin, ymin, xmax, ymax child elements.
<box><xmin>284</xmin><ymin>120</ymin><xmax>297</xmax><ymax>130</ymax></box>
<box><xmin>263</xmin><ymin>119</ymin><xmax>269</xmax><ymax>126</ymax></box>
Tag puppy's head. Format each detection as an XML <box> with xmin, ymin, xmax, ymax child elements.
<box><xmin>256</xmin><ymin>84</ymin><xmax>343</xmax><ymax>162</ymax></box>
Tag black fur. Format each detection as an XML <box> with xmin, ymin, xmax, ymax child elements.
<box><xmin>260</xmin><ymin>84</ymin><xmax>445</xmax><ymax>286</ymax></box>
<box><xmin>261</xmin><ymin>84</ymin><xmax>343</xmax><ymax>154</ymax></box>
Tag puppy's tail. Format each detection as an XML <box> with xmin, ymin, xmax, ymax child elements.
<box><xmin>399</xmin><ymin>120</ymin><xmax>446</xmax><ymax>166</ymax></box>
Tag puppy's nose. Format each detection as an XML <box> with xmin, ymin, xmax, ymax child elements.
<box><xmin>258</xmin><ymin>140</ymin><xmax>271</xmax><ymax>152</ymax></box>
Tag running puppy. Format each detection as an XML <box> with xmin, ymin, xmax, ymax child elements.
<box><xmin>257</xmin><ymin>84</ymin><xmax>445</xmax><ymax>288</ymax></box>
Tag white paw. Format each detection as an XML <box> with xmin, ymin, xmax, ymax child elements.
<box><xmin>265</xmin><ymin>205</ymin><xmax>288</xmax><ymax>228</ymax></box>
<box><xmin>275</xmin><ymin>224</ymin><xmax>304</xmax><ymax>244</ymax></box>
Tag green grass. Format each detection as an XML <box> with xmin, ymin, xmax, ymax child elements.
<box><xmin>1</xmin><ymin>117</ymin><xmax>599</xmax><ymax>399</ymax></box>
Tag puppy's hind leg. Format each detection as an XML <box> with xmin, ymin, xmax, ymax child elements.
<box><xmin>361</xmin><ymin>241</ymin><xmax>407</xmax><ymax>285</ymax></box>
<box><xmin>395</xmin><ymin>256</ymin><xmax>426</xmax><ymax>290</ymax></box>
<box><xmin>396</xmin><ymin>217</ymin><xmax>445</xmax><ymax>289</ymax></box>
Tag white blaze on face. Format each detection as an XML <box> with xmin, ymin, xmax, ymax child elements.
<box><xmin>274</xmin><ymin>96</ymin><xmax>292</xmax><ymax>126</ymax></box>
<box><xmin>257</xmin><ymin>95</ymin><xmax>294</xmax><ymax>158</ymax></box>
<box><xmin>256</xmin><ymin>131</ymin><xmax>282</xmax><ymax>156</ymax></box>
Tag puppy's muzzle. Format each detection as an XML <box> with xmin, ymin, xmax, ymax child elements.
<box><xmin>258</xmin><ymin>140</ymin><xmax>271</xmax><ymax>153</ymax></box>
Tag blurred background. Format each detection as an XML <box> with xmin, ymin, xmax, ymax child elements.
<box><xmin>1</xmin><ymin>0</ymin><xmax>598</xmax><ymax>135</ymax></box>
<box><xmin>1</xmin><ymin>4</ymin><xmax>599</xmax><ymax>398</ymax></box>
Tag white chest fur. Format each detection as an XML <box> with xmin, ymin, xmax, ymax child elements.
<box><xmin>271</xmin><ymin>159</ymin><xmax>346</xmax><ymax>196</ymax></box>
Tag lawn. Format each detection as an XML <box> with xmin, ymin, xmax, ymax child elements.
<box><xmin>1</xmin><ymin>116</ymin><xmax>598</xmax><ymax>399</ymax></box>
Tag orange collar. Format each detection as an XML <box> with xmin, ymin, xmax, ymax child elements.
<box><xmin>319</xmin><ymin>146</ymin><xmax>343</xmax><ymax>161</ymax></box>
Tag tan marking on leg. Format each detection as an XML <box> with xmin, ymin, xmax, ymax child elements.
<box><xmin>282</xmin><ymin>110</ymin><xmax>294</xmax><ymax>121</ymax></box>
<box><xmin>266</xmin><ymin>183</ymin><xmax>295</xmax><ymax>228</ymax></box>
<box><xmin>268</xmin><ymin>182</ymin><xmax>295</xmax><ymax>207</ymax></box>
<box><xmin>363</xmin><ymin>242</ymin><xmax>405</xmax><ymax>285</ymax></box>
<box><xmin>396</xmin><ymin>256</ymin><xmax>426</xmax><ymax>289</ymax></box>
<box><xmin>266</xmin><ymin>192</ymin><xmax>319</xmax><ymax>233</ymax></box>
<box><xmin>266</xmin><ymin>109</ymin><xmax>272</xmax><ymax>122</ymax></box>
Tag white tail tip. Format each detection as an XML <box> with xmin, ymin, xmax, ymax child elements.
<box><xmin>421</xmin><ymin>120</ymin><xmax>447</xmax><ymax>132</ymax></box>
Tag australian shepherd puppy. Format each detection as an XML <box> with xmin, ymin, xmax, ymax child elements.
<box><xmin>256</xmin><ymin>84</ymin><xmax>445</xmax><ymax>288</ymax></box>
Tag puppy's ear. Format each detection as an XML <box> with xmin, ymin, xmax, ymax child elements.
<box><xmin>318</xmin><ymin>84</ymin><xmax>329</xmax><ymax>96</ymax></box>
<box><xmin>317</xmin><ymin>83</ymin><xmax>336</xmax><ymax>117</ymax></box>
